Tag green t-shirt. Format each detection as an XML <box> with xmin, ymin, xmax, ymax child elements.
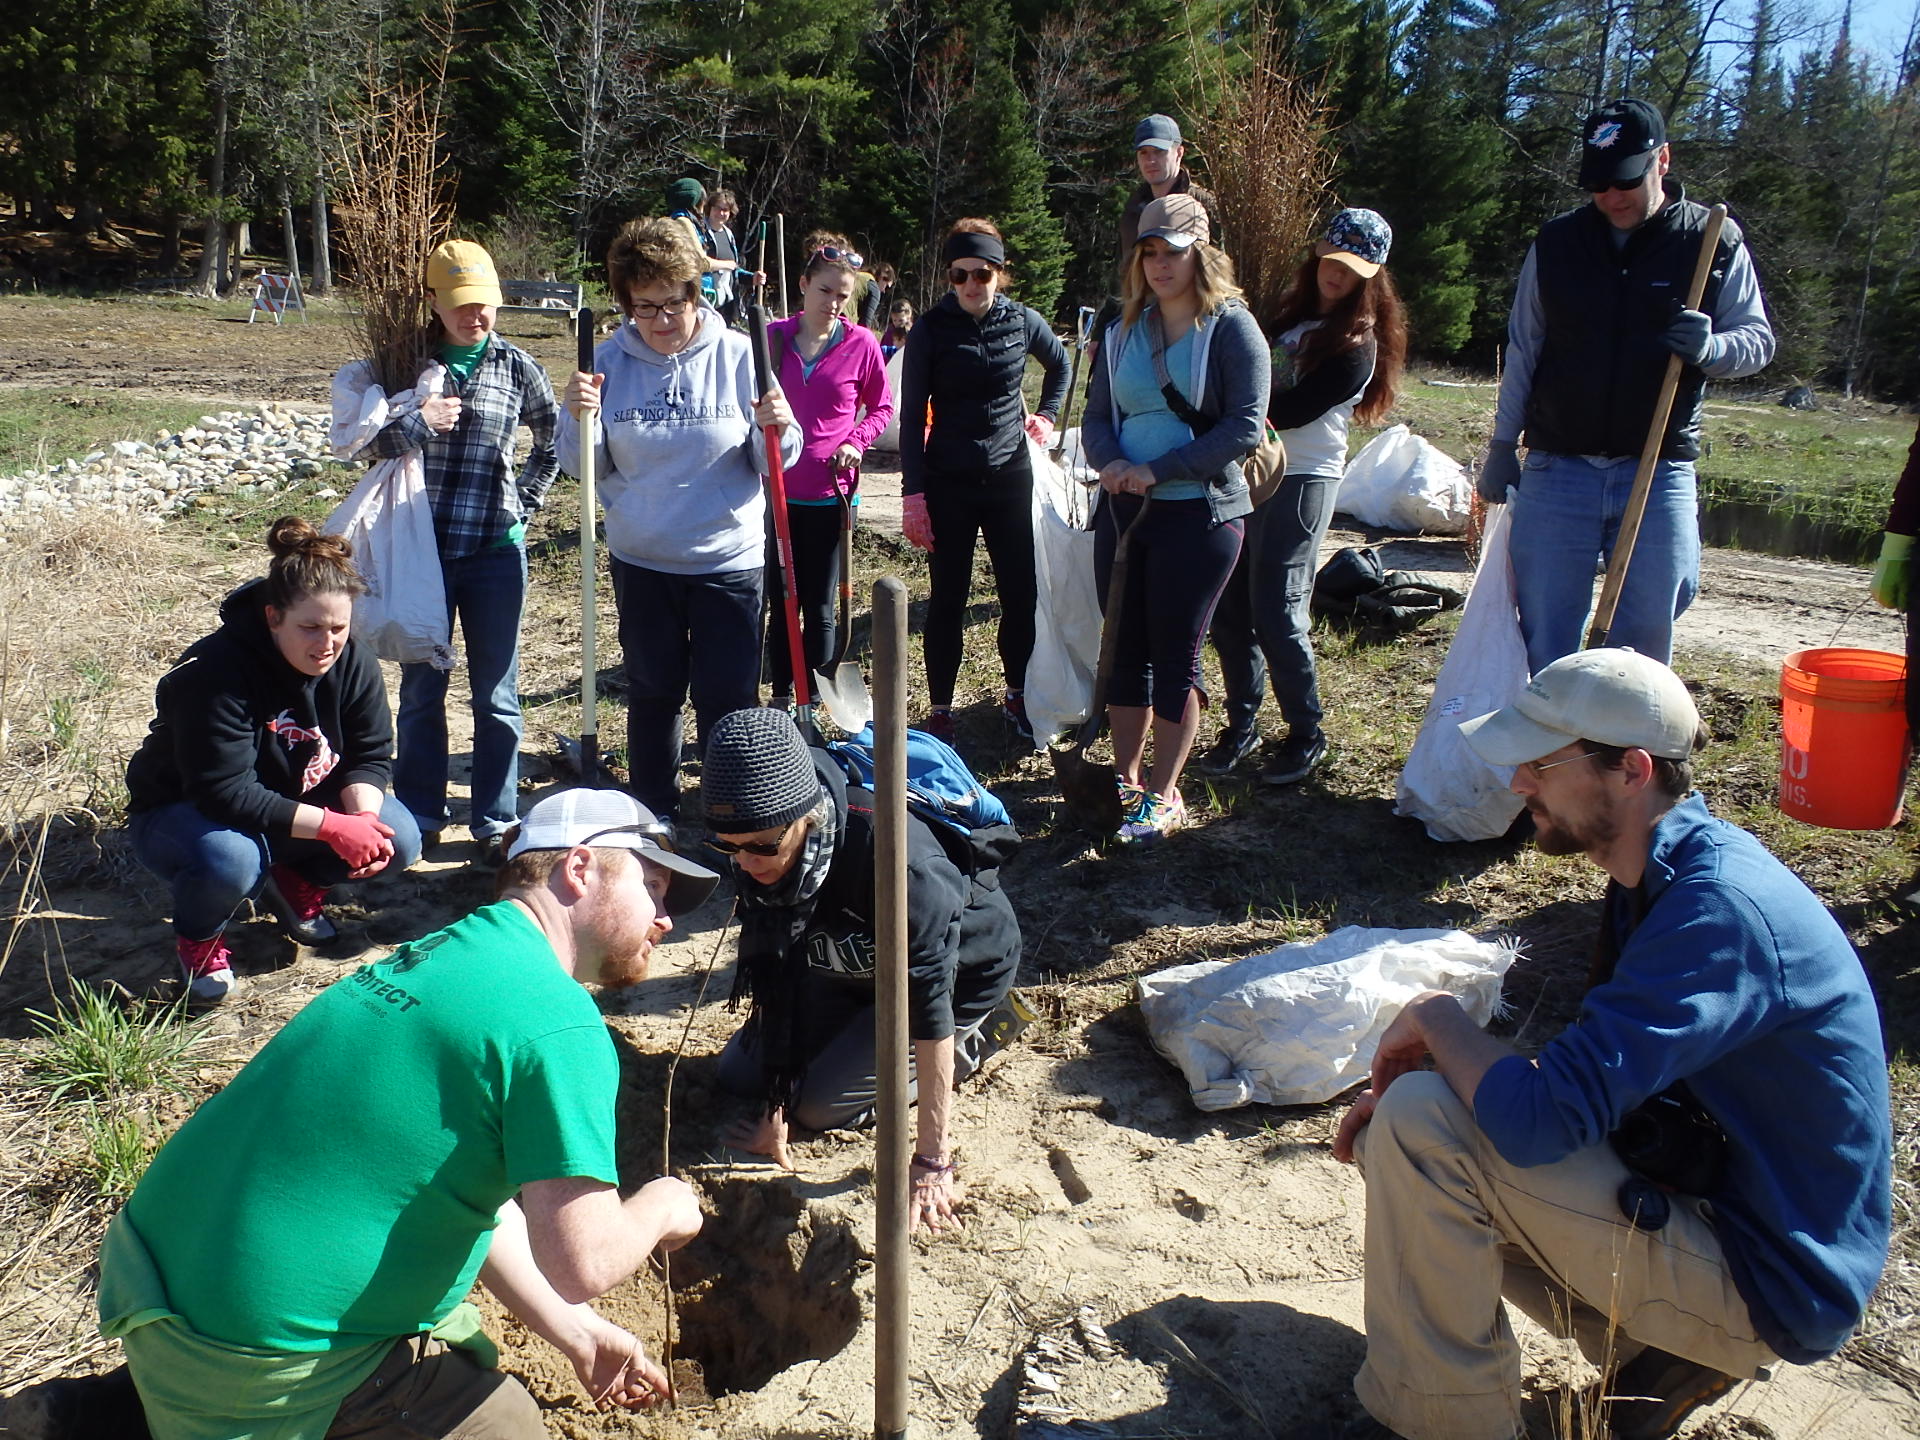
<box><xmin>438</xmin><ymin>335</ymin><xmax>490</xmax><ymax>387</ymax></box>
<box><xmin>114</xmin><ymin>902</ymin><xmax>620</xmax><ymax>1353</ymax></box>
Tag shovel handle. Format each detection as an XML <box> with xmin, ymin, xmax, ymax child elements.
<box><xmin>576</xmin><ymin>309</ymin><xmax>600</xmax><ymax>766</ymax></box>
<box><xmin>749</xmin><ymin>302</ymin><xmax>811</xmax><ymax>711</ymax></box>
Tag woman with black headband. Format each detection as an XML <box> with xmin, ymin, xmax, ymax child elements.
<box><xmin>898</xmin><ymin>218</ymin><xmax>1070</xmax><ymax>743</ymax></box>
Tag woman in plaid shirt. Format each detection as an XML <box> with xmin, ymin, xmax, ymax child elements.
<box><xmin>350</xmin><ymin>240</ymin><xmax>559</xmax><ymax>866</ymax></box>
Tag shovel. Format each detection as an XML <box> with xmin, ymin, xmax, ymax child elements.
<box><xmin>748</xmin><ymin>300</ymin><xmax>818</xmax><ymax>739</ymax></box>
<box><xmin>1051</xmin><ymin>306</ymin><xmax>1096</xmax><ymax>457</ymax></box>
<box><xmin>1050</xmin><ymin>498</ymin><xmax>1149</xmax><ymax>832</ymax></box>
<box><xmin>810</xmin><ymin>475</ymin><xmax>873</xmax><ymax>731</ymax></box>
<box><xmin>553</xmin><ymin>308</ymin><xmax>620</xmax><ymax>786</ymax></box>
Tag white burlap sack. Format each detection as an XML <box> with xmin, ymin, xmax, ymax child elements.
<box><xmin>1394</xmin><ymin>502</ymin><xmax>1528</xmax><ymax>841</ymax></box>
<box><xmin>1022</xmin><ymin>434</ymin><xmax>1101</xmax><ymax>749</ymax></box>
<box><xmin>1137</xmin><ymin>926</ymin><xmax>1517</xmax><ymax>1111</ymax></box>
<box><xmin>1337</xmin><ymin>424</ymin><xmax>1472</xmax><ymax>534</ymax></box>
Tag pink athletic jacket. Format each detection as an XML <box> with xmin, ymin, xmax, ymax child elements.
<box><xmin>769</xmin><ymin>316</ymin><xmax>896</xmax><ymax>503</ymax></box>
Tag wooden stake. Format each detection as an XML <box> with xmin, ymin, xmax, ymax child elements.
<box><xmin>871</xmin><ymin>575</ymin><xmax>910</xmax><ymax>1440</ymax></box>
<box><xmin>1585</xmin><ymin>204</ymin><xmax>1728</xmax><ymax>651</ymax></box>
<box><xmin>775</xmin><ymin>213</ymin><xmax>789</xmax><ymax>319</ymax></box>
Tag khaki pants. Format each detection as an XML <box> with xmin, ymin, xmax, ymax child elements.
<box><xmin>1352</xmin><ymin>1072</ymin><xmax>1776</xmax><ymax>1440</ymax></box>
<box><xmin>326</xmin><ymin>1335</ymin><xmax>545</xmax><ymax>1439</ymax></box>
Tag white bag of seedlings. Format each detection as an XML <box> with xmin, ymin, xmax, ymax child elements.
<box><xmin>1337</xmin><ymin>424</ymin><xmax>1472</xmax><ymax>534</ymax></box>
<box><xmin>872</xmin><ymin>349</ymin><xmax>908</xmax><ymax>452</ymax></box>
<box><xmin>1022</xmin><ymin>434</ymin><xmax>1101</xmax><ymax>749</ymax></box>
<box><xmin>1394</xmin><ymin>502</ymin><xmax>1528</xmax><ymax>841</ymax></box>
<box><xmin>324</xmin><ymin>362</ymin><xmax>456</xmax><ymax>670</ymax></box>
<box><xmin>1136</xmin><ymin>925</ymin><xmax>1517</xmax><ymax>1111</ymax></box>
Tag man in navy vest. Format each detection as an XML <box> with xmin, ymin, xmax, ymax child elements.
<box><xmin>1478</xmin><ymin>100</ymin><xmax>1775</xmax><ymax>674</ymax></box>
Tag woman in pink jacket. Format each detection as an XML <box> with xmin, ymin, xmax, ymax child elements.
<box><xmin>765</xmin><ymin>245</ymin><xmax>896</xmax><ymax>704</ymax></box>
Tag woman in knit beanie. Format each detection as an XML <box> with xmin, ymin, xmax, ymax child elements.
<box><xmin>702</xmin><ymin>708</ymin><xmax>1023</xmax><ymax>1235</ymax></box>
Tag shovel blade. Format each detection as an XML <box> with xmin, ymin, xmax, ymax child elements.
<box><xmin>1050</xmin><ymin>745</ymin><xmax>1122</xmax><ymax>834</ymax></box>
<box><xmin>813</xmin><ymin>663</ymin><xmax>872</xmax><ymax>732</ymax></box>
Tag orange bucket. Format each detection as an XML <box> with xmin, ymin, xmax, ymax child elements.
<box><xmin>1778</xmin><ymin>648</ymin><xmax>1911</xmax><ymax>830</ymax></box>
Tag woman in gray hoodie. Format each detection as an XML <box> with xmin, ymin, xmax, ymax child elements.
<box><xmin>561</xmin><ymin>218</ymin><xmax>799</xmax><ymax>822</ymax></box>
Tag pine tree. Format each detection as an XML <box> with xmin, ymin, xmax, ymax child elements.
<box><xmin>961</xmin><ymin>0</ymin><xmax>1068</xmax><ymax>316</ymax></box>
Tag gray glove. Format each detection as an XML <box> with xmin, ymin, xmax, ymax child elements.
<box><xmin>1476</xmin><ymin>444</ymin><xmax>1521</xmax><ymax>505</ymax></box>
<box><xmin>1659</xmin><ymin>308</ymin><xmax>1717</xmax><ymax>367</ymax></box>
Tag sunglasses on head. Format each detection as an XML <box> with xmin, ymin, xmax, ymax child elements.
<box><xmin>814</xmin><ymin>244</ymin><xmax>865</xmax><ymax>268</ymax></box>
<box><xmin>949</xmin><ymin>265</ymin><xmax>994</xmax><ymax>286</ymax></box>
<box><xmin>580</xmin><ymin>821</ymin><xmax>676</xmax><ymax>852</ymax></box>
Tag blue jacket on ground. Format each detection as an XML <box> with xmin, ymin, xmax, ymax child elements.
<box><xmin>1473</xmin><ymin>794</ymin><xmax>1891</xmax><ymax>1364</ymax></box>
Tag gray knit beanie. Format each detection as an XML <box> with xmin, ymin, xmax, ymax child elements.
<box><xmin>702</xmin><ymin>709</ymin><xmax>821</xmax><ymax>831</ymax></box>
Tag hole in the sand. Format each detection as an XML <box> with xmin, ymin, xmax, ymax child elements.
<box><xmin>670</xmin><ymin>1177</ymin><xmax>865</xmax><ymax>1395</ymax></box>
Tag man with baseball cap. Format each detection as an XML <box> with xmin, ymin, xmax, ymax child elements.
<box><xmin>1331</xmin><ymin>650</ymin><xmax>1891</xmax><ymax>1440</ymax></box>
<box><xmin>10</xmin><ymin>789</ymin><xmax>719</xmax><ymax>1439</ymax></box>
<box><xmin>1478</xmin><ymin>99</ymin><xmax>1776</xmax><ymax>675</ymax></box>
<box><xmin>1091</xmin><ymin>114</ymin><xmax>1222</xmax><ymax>358</ymax></box>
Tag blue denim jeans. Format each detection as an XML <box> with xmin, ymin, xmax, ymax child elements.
<box><xmin>1209</xmin><ymin>474</ymin><xmax>1340</xmax><ymax>738</ymax></box>
<box><xmin>130</xmin><ymin>796</ymin><xmax>421</xmax><ymax>940</ymax></box>
<box><xmin>395</xmin><ymin>543</ymin><xmax>527</xmax><ymax>838</ymax></box>
<box><xmin>1509</xmin><ymin>452</ymin><xmax>1700</xmax><ymax>673</ymax></box>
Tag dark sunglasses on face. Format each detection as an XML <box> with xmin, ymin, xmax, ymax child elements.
<box><xmin>949</xmin><ymin>266</ymin><xmax>994</xmax><ymax>286</ymax></box>
<box><xmin>1590</xmin><ymin>170</ymin><xmax>1653</xmax><ymax>194</ymax></box>
<box><xmin>703</xmin><ymin>827</ymin><xmax>792</xmax><ymax>858</ymax></box>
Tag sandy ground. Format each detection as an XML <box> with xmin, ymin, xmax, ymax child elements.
<box><xmin>1</xmin><ymin>297</ymin><xmax>1914</xmax><ymax>1439</ymax></box>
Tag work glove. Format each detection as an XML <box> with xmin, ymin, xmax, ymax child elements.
<box><xmin>1872</xmin><ymin>531</ymin><xmax>1913</xmax><ymax>610</ymax></box>
<box><xmin>1023</xmin><ymin>414</ymin><xmax>1056</xmax><ymax>448</ymax></box>
<box><xmin>902</xmin><ymin>492</ymin><xmax>934</xmax><ymax>553</ymax></box>
<box><xmin>317</xmin><ymin>808</ymin><xmax>396</xmax><ymax>870</ymax></box>
<box><xmin>1476</xmin><ymin>444</ymin><xmax>1521</xmax><ymax>505</ymax></box>
<box><xmin>1659</xmin><ymin>308</ymin><xmax>1719</xmax><ymax>368</ymax></box>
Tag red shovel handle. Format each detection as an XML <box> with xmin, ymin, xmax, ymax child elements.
<box><xmin>749</xmin><ymin>304</ymin><xmax>810</xmax><ymax>709</ymax></box>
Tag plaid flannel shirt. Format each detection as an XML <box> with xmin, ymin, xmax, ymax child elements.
<box><xmin>358</xmin><ymin>338</ymin><xmax>559</xmax><ymax>560</ymax></box>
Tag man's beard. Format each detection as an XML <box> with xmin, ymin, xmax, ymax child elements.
<box><xmin>1529</xmin><ymin>800</ymin><xmax>1618</xmax><ymax>858</ymax></box>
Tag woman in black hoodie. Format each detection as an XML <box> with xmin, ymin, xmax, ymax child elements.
<box><xmin>126</xmin><ymin>518</ymin><xmax>421</xmax><ymax>1001</ymax></box>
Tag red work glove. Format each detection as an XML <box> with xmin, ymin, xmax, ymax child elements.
<box><xmin>316</xmin><ymin>808</ymin><xmax>395</xmax><ymax>870</ymax></box>
<box><xmin>902</xmin><ymin>492</ymin><xmax>934</xmax><ymax>553</ymax></box>
<box><xmin>1023</xmin><ymin>413</ymin><xmax>1055</xmax><ymax>448</ymax></box>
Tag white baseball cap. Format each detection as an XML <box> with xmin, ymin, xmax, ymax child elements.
<box><xmin>1460</xmin><ymin>649</ymin><xmax>1701</xmax><ymax>766</ymax></box>
<box><xmin>507</xmin><ymin>789</ymin><xmax>718</xmax><ymax>915</ymax></box>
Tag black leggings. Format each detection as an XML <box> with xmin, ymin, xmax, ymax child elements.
<box><xmin>924</xmin><ymin>458</ymin><xmax>1036</xmax><ymax>706</ymax></box>
<box><xmin>766</xmin><ymin>503</ymin><xmax>845</xmax><ymax>694</ymax></box>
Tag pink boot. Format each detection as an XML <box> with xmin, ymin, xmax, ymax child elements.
<box><xmin>176</xmin><ymin>933</ymin><xmax>235</xmax><ymax>1002</ymax></box>
<box><xmin>265</xmin><ymin>864</ymin><xmax>337</xmax><ymax>945</ymax></box>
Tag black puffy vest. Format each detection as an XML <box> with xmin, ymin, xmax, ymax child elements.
<box><xmin>918</xmin><ymin>294</ymin><xmax>1045</xmax><ymax>478</ymax></box>
<box><xmin>1524</xmin><ymin>187</ymin><xmax>1739</xmax><ymax>462</ymax></box>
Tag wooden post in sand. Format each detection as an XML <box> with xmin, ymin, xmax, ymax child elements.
<box><xmin>871</xmin><ymin>576</ymin><xmax>910</xmax><ymax>1440</ymax></box>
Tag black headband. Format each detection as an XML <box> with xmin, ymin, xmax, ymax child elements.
<box><xmin>942</xmin><ymin>231</ymin><xmax>1006</xmax><ymax>266</ymax></box>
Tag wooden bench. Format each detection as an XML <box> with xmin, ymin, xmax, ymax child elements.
<box><xmin>498</xmin><ymin>279</ymin><xmax>582</xmax><ymax>333</ymax></box>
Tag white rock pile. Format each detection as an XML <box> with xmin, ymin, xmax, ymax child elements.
<box><xmin>0</xmin><ymin>404</ymin><xmax>344</xmax><ymax>530</ymax></box>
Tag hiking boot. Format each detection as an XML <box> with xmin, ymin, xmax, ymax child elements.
<box><xmin>5</xmin><ymin>1366</ymin><xmax>151</xmax><ymax>1439</ymax></box>
<box><xmin>1002</xmin><ymin>691</ymin><xmax>1035</xmax><ymax>745</ymax></box>
<box><xmin>263</xmin><ymin>864</ymin><xmax>337</xmax><ymax>945</ymax></box>
<box><xmin>474</xmin><ymin>833</ymin><xmax>511</xmax><ymax>871</ymax></box>
<box><xmin>1118</xmin><ymin>788</ymin><xmax>1186</xmax><ymax>844</ymax></box>
<box><xmin>1260</xmin><ymin>730</ymin><xmax>1328</xmax><ymax>786</ymax></box>
<box><xmin>1195</xmin><ymin>724</ymin><xmax>1259</xmax><ymax>776</ymax></box>
<box><xmin>176</xmin><ymin>933</ymin><xmax>235</xmax><ymax>1003</ymax></box>
<box><xmin>921</xmin><ymin>708</ymin><xmax>956</xmax><ymax>742</ymax></box>
<box><xmin>1606</xmin><ymin>1346</ymin><xmax>1739</xmax><ymax>1440</ymax></box>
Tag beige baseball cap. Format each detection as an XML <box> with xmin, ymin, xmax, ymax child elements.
<box><xmin>1136</xmin><ymin>194</ymin><xmax>1210</xmax><ymax>249</ymax></box>
<box><xmin>426</xmin><ymin>239</ymin><xmax>504</xmax><ymax>307</ymax></box>
<box><xmin>1460</xmin><ymin>649</ymin><xmax>1701</xmax><ymax>766</ymax></box>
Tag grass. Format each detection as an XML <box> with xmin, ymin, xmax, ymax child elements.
<box><xmin>0</xmin><ymin>389</ymin><xmax>213</xmax><ymax>478</ymax></box>
<box><xmin>24</xmin><ymin>983</ymin><xmax>204</xmax><ymax>1100</ymax></box>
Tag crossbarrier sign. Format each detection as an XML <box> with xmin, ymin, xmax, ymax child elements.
<box><xmin>249</xmin><ymin>272</ymin><xmax>306</xmax><ymax>324</ymax></box>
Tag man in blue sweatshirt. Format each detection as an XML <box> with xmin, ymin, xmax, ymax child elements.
<box><xmin>1333</xmin><ymin>649</ymin><xmax>1891</xmax><ymax>1440</ymax></box>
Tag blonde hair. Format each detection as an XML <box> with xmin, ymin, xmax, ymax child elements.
<box><xmin>606</xmin><ymin>218</ymin><xmax>704</xmax><ymax>315</ymax></box>
<box><xmin>1120</xmin><ymin>241</ymin><xmax>1243</xmax><ymax>330</ymax></box>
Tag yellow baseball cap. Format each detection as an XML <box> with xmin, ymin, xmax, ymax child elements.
<box><xmin>426</xmin><ymin>239</ymin><xmax>503</xmax><ymax>307</ymax></box>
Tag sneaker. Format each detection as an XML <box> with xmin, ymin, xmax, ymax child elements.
<box><xmin>1118</xmin><ymin>788</ymin><xmax>1186</xmax><ymax>844</ymax></box>
<box><xmin>263</xmin><ymin>864</ymin><xmax>337</xmax><ymax>945</ymax></box>
<box><xmin>921</xmin><ymin>708</ymin><xmax>956</xmax><ymax>742</ymax></box>
<box><xmin>1195</xmin><ymin>725</ymin><xmax>1259</xmax><ymax>776</ymax></box>
<box><xmin>1116</xmin><ymin>772</ymin><xmax>1146</xmax><ymax>814</ymax></box>
<box><xmin>1001</xmin><ymin>691</ymin><xmax>1035</xmax><ymax>744</ymax></box>
<box><xmin>1260</xmin><ymin>730</ymin><xmax>1329</xmax><ymax>786</ymax></box>
<box><xmin>5</xmin><ymin>1366</ymin><xmax>149</xmax><ymax>1439</ymax></box>
<box><xmin>1606</xmin><ymin>1346</ymin><xmax>1739</xmax><ymax>1440</ymax></box>
<box><xmin>176</xmin><ymin>934</ymin><xmax>235</xmax><ymax>1003</ymax></box>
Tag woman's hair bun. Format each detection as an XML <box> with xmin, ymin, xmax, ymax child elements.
<box><xmin>263</xmin><ymin>515</ymin><xmax>365</xmax><ymax>607</ymax></box>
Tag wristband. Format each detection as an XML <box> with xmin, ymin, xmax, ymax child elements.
<box><xmin>911</xmin><ymin>1153</ymin><xmax>954</xmax><ymax>1175</ymax></box>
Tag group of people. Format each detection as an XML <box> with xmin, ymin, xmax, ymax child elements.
<box><xmin>27</xmin><ymin>92</ymin><xmax>1901</xmax><ymax>1440</ymax></box>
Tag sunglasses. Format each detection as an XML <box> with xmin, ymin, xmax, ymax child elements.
<box><xmin>949</xmin><ymin>266</ymin><xmax>995</xmax><ymax>286</ymax></box>
<box><xmin>580</xmin><ymin>821</ymin><xmax>676</xmax><ymax>851</ymax></box>
<box><xmin>1589</xmin><ymin>171</ymin><xmax>1653</xmax><ymax>194</ymax></box>
<box><xmin>631</xmin><ymin>297</ymin><xmax>692</xmax><ymax>319</ymax></box>
<box><xmin>703</xmin><ymin>822</ymin><xmax>798</xmax><ymax>858</ymax></box>
<box><xmin>815</xmin><ymin>244</ymin><xmax>865</xmax><ymax>268</ymax></box>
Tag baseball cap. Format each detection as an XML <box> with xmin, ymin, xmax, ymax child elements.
<box><xmin>1136</xmin><ymin>193</ymin><xmax>1209</xmax><ymax>249</ymax></box>
<box><xmin>425</xmin><ymin>239</ymin><xmax>503</xmax><ymax>308</ymax></box>
<box><xmin>1577</xmin><ymin>99</ymin><xmax>1666</xmax><ymax>190</ymax></box>
<box><xmin>506</xmin><ymin>788</ymin><xmax>719</xmax><ymax>916</ymax></box>
<box><xmin>1316</xmin><ymin>207</ymin><xmax>1393</xmax><ymax>278</ymax></box>
<box><xmin>1134</xmin><ymin>114</ymin><xmax>1183</xmax><ymax>150</ymax></box>
<box><xmin>1460</xmin><ymin>649</ymin><xmax>1701</xmax><ymax>766</ymax></box>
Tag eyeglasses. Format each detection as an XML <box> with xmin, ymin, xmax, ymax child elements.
<box><xmin>630</xmin><ymin>297</ymin><xmax>692</xmax><ymax>319</ymax></box>
<box><xmin>814</xmin><ymin>244</ymin><xmax>865</xmax><ymax>268</ymax></box>
<box><xmin>949</xmin><ymin>266</ymin><xmax>994</xmax><ymax>286</ymax></box>
<box><xmin>1521</xmin><ymin>750</ymin><xmax>1600</xmax><ymax>778</ymax></box>
<box><xmin>703</xmin><ymin>822</ymin><xmax>798</xmax><ymax>858</ymax></box>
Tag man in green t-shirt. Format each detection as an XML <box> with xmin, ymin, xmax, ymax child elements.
<box><xmin>7</xmin><ymin>788</ymin><xmax>719</xmax><ymax>1440</ymax></box>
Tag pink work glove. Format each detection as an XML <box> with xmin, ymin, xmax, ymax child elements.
<box><xmin>902</xmin><ymin>493</ymin><xmax>934</xmax><ymax>552</ymax></box>
<box><xmin>316</xmin><ymin>809</ymin><xmax>395</xmax><ymax>870</ymax></box>
<box><xmin>1023</xmin><ymin>413</ymin><xmax>1055</xmax><ymax>448</ymax></box>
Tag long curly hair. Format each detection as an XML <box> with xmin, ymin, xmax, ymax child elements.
<box><xmin>1264</xmin><ymin>255</ymin><xmax>1407</xmax><ymax>425</ymax></box>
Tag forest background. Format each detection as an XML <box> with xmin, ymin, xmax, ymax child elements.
<box><xmin>4</xmin><ymin>0</ymin><xmax>1919</xmax><ymax>399</ymax></box>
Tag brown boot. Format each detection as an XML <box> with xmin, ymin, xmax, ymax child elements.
<box><xmin>5</xmin><ymin>1366</ymin><xmax>152</xmax><ymax>1439</ymax></box>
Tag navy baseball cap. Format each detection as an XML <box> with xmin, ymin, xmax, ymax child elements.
<box><xmin>1578</xmin><ymin>100</ymin><xmax>1666</xmax><ymax>189</ymax></box>
<box><xmin>1316</xmin><ymin>208</ymin><xmax>1393</xmax><ymax>278</ymax></box>
<box><xmin>1134</xmin><ymin>114</ymin><xmax>1183</xmax><ymax>150</ymax></box>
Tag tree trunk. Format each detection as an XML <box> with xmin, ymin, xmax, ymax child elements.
<box><xmin>226</xmin><ymin>218</ymin><xmax>250</xmax><ymax>295</ymax></box>
<box><xmin>311</xmin><ymin>175</ymin><xmax>332</xmax><ymax>295</ymax></box>
<box><xmin>161</xmin><ymin>212</ymin><xmax>182</xmax><ymax>274</ymax></box>
<box><xmin>279</xmin><ymin>181</ymin><xmax>305</xmax><ymax>310</ymax></box>
<box><xmin>193</xmin><ymin>87</ymin><xmax>230</xmax><ymax>296</ymax></box>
